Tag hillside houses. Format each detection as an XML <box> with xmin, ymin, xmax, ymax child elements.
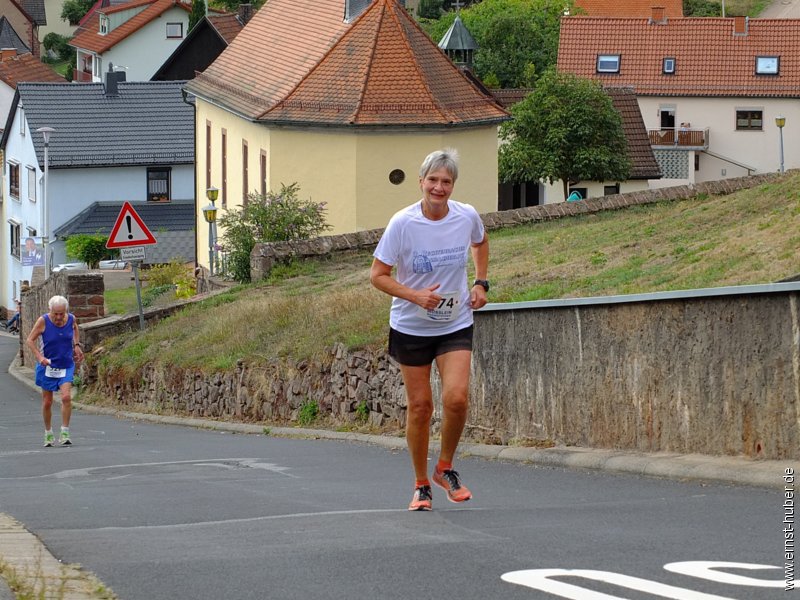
<box><xmin>558</xmin><ymin>13</ymin><xmax>800</xmax><ymax>185</ymax></box>
<box><xmin>0</xmin><ymin>71</ymin><xmax>194</xmax><ymax>310</ymax></box>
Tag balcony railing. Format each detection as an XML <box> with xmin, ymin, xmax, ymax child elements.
<box><xmin>648</xmin><ymin>128</ymin><xmax>709</xmax><ymax>149</ymax></box>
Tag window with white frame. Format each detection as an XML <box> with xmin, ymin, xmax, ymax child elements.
<box><xmin>99</xmin><ymin>15</ymin><xmax>108</xmax><ymax>34</ymax></box>
<box><xmin>663</xmin><ymin>57</ymin><xmax>676</xmax><ymax>74</ymax></box>
<box><xmin>27</xmin><ymin>167</ymin><xmax>36</xmax><ymax>202</ymax></box>
<box><xmin>93</xmin><ymin>56</ymin><xmax>102</xmax><ymax>78</ymax></box>
<box><xmin>8</xmin><ymin>162</ymin><xmax>20</xmax><ymax>199</ymax></box>
<box><xmin>9</xmin><ymin>220</ymin><xmax>20</xmax><ymax>259</ymax></box>
<box><xmin>755</xmin><ymin>56</ymin><xmax>779</xmax><ymax>75</ymax></box>
<box><xmin>597</xmin><ymin>54</ymin><xmax>620</xmax><ymax>73</ymax></box>
<box><xmin>166</xmin><ymin>23</ymin><xmax>183</xmax><ymax>39</ymax></box>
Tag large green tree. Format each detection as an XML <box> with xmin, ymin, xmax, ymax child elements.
<box><xmin>418</xmin><ymin>0</ymin><xmax>576</xmax><ymax>88</ymax></box>
<box><xmin>499</xmin><ymin>69</ymin><xmax>631</xmax><ymax>199</ymax></box>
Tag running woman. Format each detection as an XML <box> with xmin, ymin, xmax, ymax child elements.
<box><xmin>370</xmin><ymin>148</ymin><xmax>489</xmax><ymax>511</ymax></box>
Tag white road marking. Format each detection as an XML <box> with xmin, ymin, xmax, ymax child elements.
<box><xmin>0</xmin><ymin>458</ymin><xmax>295</xmax><ymax>480</ymax></box>
<box><xmin>663</xmin><ymin>561</ymin><xmax>783</xmax><ymax>587</ymax></box>
<box><xmin>502</xmin><ymin>568</ymin><xmax>738</xmax><ymax>599</ymax></box>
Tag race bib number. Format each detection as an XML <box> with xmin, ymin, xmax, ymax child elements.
<box><xmin>45</xmin><ymin>366</ymin><xmax>66</xmax><ymax>378</ymax></box>
<box><xmin>418</xmin><ymin>291</ymin><xmax>461</xmax><ymax>322</ymax></box>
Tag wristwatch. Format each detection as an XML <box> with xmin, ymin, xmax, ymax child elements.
<box><xmin>473</xmin><ymin>279</ymin><xmax>490</xmax><ymax>292</ymax></box>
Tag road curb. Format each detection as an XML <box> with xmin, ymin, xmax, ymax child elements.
<box><xmin>8</xmin><ymin>355</ymin><xmax>796</xmax><ymax>491</ymax></box>
<box><xmin>0</xmin><ymin>514</ymin><xmax>115</xmax><ymax>599</ymax></box>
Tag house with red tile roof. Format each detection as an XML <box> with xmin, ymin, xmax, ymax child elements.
<box><xmin>0</xmin><ymin>51</ymin><xmax>64</xmax><ymax>133</ymax></box>
<box><xmin>69</xmin><ymin>0</ymin><xmax>191</xmax><ymax>82</ymax></box>
<box><xmin>558</xmin><ymin>13</ymin><xmax>800</xmax><ymax>185</ymax></box>
<box><xmin>573</xmin><ymin>0</ymin><xmax>683</xmax><ymax>18</ymax></box>
<box><xmin>184</xmin><ymin>0</ymin><xmax>508</xmax><ymax>262</ymax></box>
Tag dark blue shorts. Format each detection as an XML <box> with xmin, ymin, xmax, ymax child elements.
<box><xmin>35</xmin><ymin>364</ymin><xmax>75</xmax><ymax>392</ymax></box>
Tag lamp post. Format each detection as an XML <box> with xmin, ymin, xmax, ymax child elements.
<box><xmin>775</xmin><ymin>116</ymin><xmax>786</xmax><ymax>174</ymax></box>
<box><xmin>202</xmin><ymin>186</ymin><xmax>219</xmax><ymax>275</ymax></box>
<box><xmin>35</xmin><ymin>127</ymin><xmax>55</xmax><ymax>274</ymax></box>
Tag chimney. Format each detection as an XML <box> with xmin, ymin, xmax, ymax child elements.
<box><xmin>733</xmin><ymin>15</ymin><xmax>749</xmax><ymax>36</ymax></box>
<box><xmin>237</xmin><ymin>3</ymin><xmax>253</xmax><ymax>24</ymax></box>
<box><xmin>104</xmin><ymin>62</ymin><xmax>126</xmax><ymax>96</ymax></box>
<box><xmin>649</xmin><ymin>6</ymin><xmax>666</xmax><ymax>24</ymax></box>
<box><xmin>0</xmin><ymin>48</ymin><xmax>16</xmax><ymax>61</ymax></box>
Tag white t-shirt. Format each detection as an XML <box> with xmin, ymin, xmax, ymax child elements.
<box><xmin>374</xmin><ymin>199</ymin><xmax>485</xmax><ymax>336</ymax></box>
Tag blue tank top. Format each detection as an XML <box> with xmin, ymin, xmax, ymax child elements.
<box><xmin>41</xmin><ymin>313</ymin><xmax>74</xmax><ymax>369</ymax></box>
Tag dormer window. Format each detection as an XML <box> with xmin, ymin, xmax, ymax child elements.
<box><xmin>663</xmin><ymin>57</ymin><xmax>676</xmax><ymax>74</ymax></box>
<box><xmin>99</xmin><ymin>15</ymin><xmax>108</xmax><ymax>35</ymax></box>
<box><xmin>755</xmin><ymin>56</ymin><xmax>779</xmax><ymax>75</ymax></box>
<box><xmin>597</xmin><ymin>54</ymin><xmax>620</xmax><ymax>74</ymax></box>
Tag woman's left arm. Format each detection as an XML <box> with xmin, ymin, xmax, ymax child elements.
<box><xmin>470</xmin><ymin>233</ymin><xmax>489</xmax><ymax>310</ymax></box>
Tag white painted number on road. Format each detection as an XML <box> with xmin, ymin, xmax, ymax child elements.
<box><xmin>502</xmin><ymin>561</ymin><xmax>783</xmax><ymax>599</ymax></box>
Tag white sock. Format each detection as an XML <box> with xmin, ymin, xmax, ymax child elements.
<box><xmin>45</xmin><ymin>429</ymin><xmax>53</xmax><ymax>435</ymax></box>
<box><xmin>61</xmin><ymin>427</ymin><xmax>69</xmax><ymax>433</ymax></box>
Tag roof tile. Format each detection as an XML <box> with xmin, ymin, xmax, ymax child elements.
<box><xmin>574</xmin><ymin>0</ymin><xmax>683</xmax><ymax>18</ymax></box>
<box><xmin>189</xmin><ymin>0</ymin><xmax>507</xmax><ymax>127</ymax></box>
<box><xmin>558</xmin><ymin>16</ymin><xmax>800</xmax><ymax>97</ymax></box>
<box><xmin>0</xmin><ymin>53</ymin><xmax>65</xmax><ymax>87</ymax></box>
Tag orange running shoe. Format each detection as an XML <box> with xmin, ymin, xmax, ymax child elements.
<box><xmin>433</xmin><ymin>467</ymin><xmax>472</xmax><ymax>503</ymax></box>
<box><xmin>408</xmin><ymin>485</ymin><xmax>433</xmax><ymax>511</ymax></box>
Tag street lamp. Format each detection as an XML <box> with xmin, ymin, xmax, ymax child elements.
<box><xmin>35</xmin><ymin>127</ymin><xmax>55</xmax><ymax>274</ymax></box>
<box><xmin>775</xmin><ymin>116</ymin><xmax>786</xmax><ymax>174</ymax></box>
<box><xmin>202</xmin><ymin>186</ymin><xmax>219</xmax><ymax>275</ymax></box>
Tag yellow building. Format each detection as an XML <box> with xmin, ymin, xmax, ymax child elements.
<box><xmin>184</xmin><ymin>0</ymin><xmax>508</xmax><ymax>270</ymax></box>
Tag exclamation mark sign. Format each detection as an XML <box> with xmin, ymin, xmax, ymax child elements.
<box><xmin>126</xmin><ymin>215</ymin><xmax>133</xmax><ymax>239</ymax></box>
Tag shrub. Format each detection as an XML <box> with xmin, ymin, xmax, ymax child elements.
<box><xmin>64</xmin><ymin>234</ymin><xmax>117</xmax><ymax>268</ymax></box>
<box><xmin>145</xmin><ymin>260</ymin><xmax>196</xmax><ymax>301</ymax></box>
<box><xmin>297</xmin><ymin>399</ymin><xmax>319</xmax><ymax>426</ymax></box>
<box><xmin>218</xmin><ymin>183</ymin><xmax>331</xmax><ymax>283</ymax></box>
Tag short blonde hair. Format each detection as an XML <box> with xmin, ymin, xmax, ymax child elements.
<box><xmin>419</xmin><ymin>148</ymin><xmax>459</xmax><ymax>182</ymax></box>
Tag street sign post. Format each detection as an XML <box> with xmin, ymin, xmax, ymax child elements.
<box><xmin>107</xmin><ymin>203</ymin><xmax>157</xmax><ymax>330</ymax></box>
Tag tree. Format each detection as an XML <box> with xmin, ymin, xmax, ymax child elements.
<box><xmin>61</xmin><ymin>0</ymin><xmax>95</xmax><ymax>25</ymax></box>
<box><xmin>189</xmin><ymin>0</ymin><xmax>206</xmax><ymax>32</ymax></box>
<box><xmin>683</xmin><ymin>0</ymin><xmax>721</xmax><ymax>16</ymax></box>
<box><xmin>65</xmin><ymin>234</ymin><xmax>119</xmax><ymax>269</ymax></box>
<box><xmin>417</xmin><ymin>0</ymin><xmax>574</xmax><ymax>88</ymax></box>
<box><xmin>217</xmin><ymin>183</ymin><xmax>331</xmax><ymax>282</ymax></box>
<box><xmin>499</xmin><ymin>69</ymin><xmax>631</xmax><ymax>199</ymax></box>
<box><xmin>43</xmin><ymin>33</ymin><xmax>74</xmax><ymax>61</ymax></box>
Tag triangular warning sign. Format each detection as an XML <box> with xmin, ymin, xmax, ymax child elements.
<box><xmin>106</xmin><ymin>202</ymin><xmax>158</xmax><ymax>248</ymax></box>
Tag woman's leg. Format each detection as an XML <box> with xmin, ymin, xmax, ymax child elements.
<box><xmin>399</xmin><ymin>363</ymin><xmax>434</xmax><ymax>483</ymax></box>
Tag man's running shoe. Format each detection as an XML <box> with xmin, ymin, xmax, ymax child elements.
<box><xmin>433</xmin><ymin>467</ymin><xmax>472</xmax><ymax>503</ymax></box>
<box><xmin>43</xmin><ymin>432</ymin><xmax>55</xmax><ymax>447</ymax></box>
<box><xmin>408</xmin><ymin>485</ymin><xmax>433</xmax><ymax>511</ymax></box>
<box><xmin>60</xmin><ymin>430</ymin><xmax>72</xmax><ymax>446</ymax></box>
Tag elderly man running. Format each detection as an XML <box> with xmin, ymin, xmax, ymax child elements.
<box><xmin>26</xmin><ymin>295</ymin><xmax>84</xmax><ymax>447</ymax></box>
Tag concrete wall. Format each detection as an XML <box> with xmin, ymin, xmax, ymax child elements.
<box><xmin>471</xmin><ymin>284</ymin><xmax>800</xmax><ymax>459</ymax></box>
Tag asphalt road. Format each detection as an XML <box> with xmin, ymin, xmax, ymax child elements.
<box><xmin>0</xmin><ymin>335</ymin><xmax>793</xmax><ymax>599</ymax></box>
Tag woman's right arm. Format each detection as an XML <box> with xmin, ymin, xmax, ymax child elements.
<box><xmin>26</xmin><ymin>317</ymin><xmax>48</xmax><ymax>365</ymax></box>
<box><xmin>370</xmin><ymin>258</ymin><xmax>441</xmax><ymax>310</ymax></box>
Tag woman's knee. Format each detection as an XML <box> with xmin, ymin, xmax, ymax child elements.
<box><xmin>406</xmin><ymin>397</ymin><xmax>433</xmax><ymax>422</ymax></box>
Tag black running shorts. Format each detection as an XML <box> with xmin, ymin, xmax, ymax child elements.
<box><xmin>388</xmin><ymin>325</ymin><xmax>474</xmax><ymax>367</ymax></box>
